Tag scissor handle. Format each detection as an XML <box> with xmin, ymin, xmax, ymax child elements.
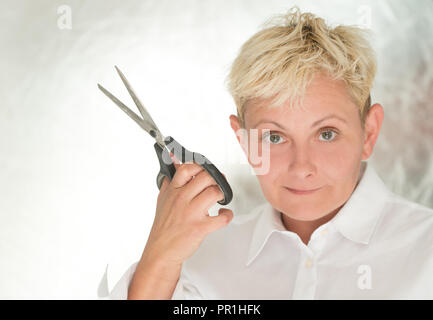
<box><xmin>154</xmin><ymin>142</ymin><xmax>176</xmax><ymax>189</ymax></box>
<box><xmin>154</xmin><ymin>136</ymin><xmax>233</xmax><ymax>206</ymax></box>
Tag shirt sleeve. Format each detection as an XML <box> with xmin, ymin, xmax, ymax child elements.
<box><xmin>108</xmin><ymin>261</ymin><xmax>203</xmax><ymax>300</ymax></box>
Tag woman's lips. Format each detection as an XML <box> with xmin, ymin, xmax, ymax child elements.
<box><xmin>285</xmin><ymin>187</ymin><xmax>322</xmax><ymax>195</ymax></box>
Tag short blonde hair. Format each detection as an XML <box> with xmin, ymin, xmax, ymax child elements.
<box><xmin>225</xmin><ymin>6</ymin><xmax>376</xmax><ymax>128</ymax></box>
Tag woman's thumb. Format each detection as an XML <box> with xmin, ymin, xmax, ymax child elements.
<box><xmin>218</xmin><ymin>208</ymin><xmax>234</xmax><ymax>224</ymax></box>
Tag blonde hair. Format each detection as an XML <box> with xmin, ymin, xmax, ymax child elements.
<box><xmin>225</xmin><ymin>6</ymin><xmax>376</xmax><ymax>128</ymax></box>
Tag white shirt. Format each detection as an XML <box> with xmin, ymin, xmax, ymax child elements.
<box><xmin>106</xmin><ymin>160</ymin><xmax>433</xmax><ymax>299</ymax></box>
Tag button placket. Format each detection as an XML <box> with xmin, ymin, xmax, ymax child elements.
<box><xmin>291</xmin><ymin>246</ymin><xmax>317</xmax><ymax>299</ymax></box>
<box><xmin>291</xmin><ymin>226</ymin><xmax>332</xmax><ymax>299</ymax></box>
<box><xmin>304</xmin><ymin>257</ymin><xmax>313</xmax><ymax>268</ymax></box>
<box><xmin>308</xmin><ymin>227</ymin><xmax>329</xmax><ymax>255</ymax></box>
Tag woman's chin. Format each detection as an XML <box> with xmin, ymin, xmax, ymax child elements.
<box><xmin>275</xmin><ymin>203</ymin><xmax>324</xmax><ymax>221</ymax></box>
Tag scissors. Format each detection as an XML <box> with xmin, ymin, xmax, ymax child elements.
<box><xmin>97</xmin><ymin>66</ymin><xmax>233</xmax><ymax>205</ymax></box>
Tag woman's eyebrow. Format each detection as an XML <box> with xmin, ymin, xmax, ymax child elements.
<box><xmin>311</xmin><ymin>114</ymin><xmax>348</xmax><ymax>127</ymax></box>
<box><xmin>252</xmin><ymin>120</ymin><xmax>286</xmax><ymax>130</ymax></box>
<box><xmin>252</xmin><ymin>114</ymin><xmax>347</xmax><ymax>130</ymax></box>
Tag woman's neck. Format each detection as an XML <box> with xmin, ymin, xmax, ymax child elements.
<box><xmin>280</xmin><ymin>206</ymin><xmax>342</xmax><ymax>245</ymax></box>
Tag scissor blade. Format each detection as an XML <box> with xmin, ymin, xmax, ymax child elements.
<box><xmin>114</xmin><ymin>66</ymin><xmax>161</xmax><ymax>133</ymax></box>
<box><xmin>97</xmin><ymin>83</ymin><xmax>157</xmax><ymax>137</ymax></box>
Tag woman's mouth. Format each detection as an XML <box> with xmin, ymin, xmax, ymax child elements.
<box><xmin>285</xmin><ymin>187</ymin><xmax>322</xmax><ymax>195</ymax></box>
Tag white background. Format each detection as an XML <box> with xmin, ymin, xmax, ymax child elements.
<box><xmin>0</xmin><ymin>0</ymin><xmax>432</xmax><ymax>299</ymax></box>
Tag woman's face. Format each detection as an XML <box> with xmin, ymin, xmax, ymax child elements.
<box><xmin>230</xmin><ymin>74</ymin><xmax>383</xmax><ymax>222</ymax></box>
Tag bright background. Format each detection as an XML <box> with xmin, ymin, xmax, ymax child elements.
<box><xmin>1</xmin><ymin>0</ymin><xmax>432</xmax><ymax>299</ymax></box>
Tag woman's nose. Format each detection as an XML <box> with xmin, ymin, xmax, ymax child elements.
<box><xmin>287</xmin><ymin>146</ymin><xmax>316</xmax><ymax>178</ymax></box>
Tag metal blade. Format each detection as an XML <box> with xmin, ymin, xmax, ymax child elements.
<box><xmin>114</xmin><ymin>66</ymin><xmax>162</xmax><ymax>136</ymax></box>
<box><xmin>97</xmin><ymin>83</ymin><xmax>165</xmax><ymax>146</ymax></box>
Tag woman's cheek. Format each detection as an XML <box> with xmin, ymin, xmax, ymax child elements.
<box><xmin>255</xmin><ymin>153</ymin><xmax>283</xmax><ymax>187</ymax></box>
<box><xmin>317</xmin><ymin>142</ymin><xmax>361</xmax><ymax>178</ymax></box>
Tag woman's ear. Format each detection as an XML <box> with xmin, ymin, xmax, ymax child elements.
<box><xmin>361</xmin><ymin>103</ymin><xmax>384</xmax><ymax>160</ymax></box>
<box><xmin>229</xmin><ymin>114</ymin><xmax>249</xmax><ymax>155</ymax></box>
<box><xmin>229</xmin><ymin>115</ymin><xmax>242</xmax><ymax>144</ymax></box>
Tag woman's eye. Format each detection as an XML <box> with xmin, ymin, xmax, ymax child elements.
<box><xmin>319</xmin><ymin>129</ymin><xmax>338</xmax><ymax>142</ymax></box>
<box><xmin>262</xmin><ymin>132</ymin><xmax>284</xmax><ymax>144</ymax></box>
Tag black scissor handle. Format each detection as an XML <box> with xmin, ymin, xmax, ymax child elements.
<box><xmin>154</xmin><ymin>142</ymin><xmax>176</xmax><ymax>189</ymax></box>
<box><xmin>154</xmin><ymin>136</ymin><xmax>233</xmax><ymax>205</ymax></box>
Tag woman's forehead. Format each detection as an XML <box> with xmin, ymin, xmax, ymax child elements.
<box><xmin>245</xmin><ymin>100</ymin><xmax>355</xmax><ymax>124</ymax></box>
<box><xmin>244</xmin><ymin>77</ymin><xmax>358</xmax><ymax>125</ymax></box>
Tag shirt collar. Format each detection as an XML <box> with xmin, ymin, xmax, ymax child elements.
<box><xmin>246</xmin><ymin>161</ymin><xmax>393</xmax><ymax>267</ymax></box>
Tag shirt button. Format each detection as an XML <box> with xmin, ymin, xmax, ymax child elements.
<box><xmin>305</xmin><ymin>258</ymin><xmax>313</xmax><ymax>268</ymax></box>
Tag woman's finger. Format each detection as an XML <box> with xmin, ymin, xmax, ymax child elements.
<box><xmin>170</xmin><ymin>162</ymin><xmax>205</xmax><ymax>189</ymax></box>
<box><xmin>169</xmin><ymin>152</ymin><xmax>181</xmax><ymax>170</ymax></box>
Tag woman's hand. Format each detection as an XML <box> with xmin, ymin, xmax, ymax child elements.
<box><xmin>140</xmin><ymin>153</ymin><xmax>234</xmax><ymax>267</ymax></box>
<box><xmin>128</xmin><ymin>153</ymin><xmax>233</xmax><ymax>299</ymax></box>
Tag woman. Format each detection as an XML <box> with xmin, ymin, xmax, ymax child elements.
<box><xmin>109</xmin><ymin>7</ymin><xmax>433</xmax><ymax>299</ymax></box>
